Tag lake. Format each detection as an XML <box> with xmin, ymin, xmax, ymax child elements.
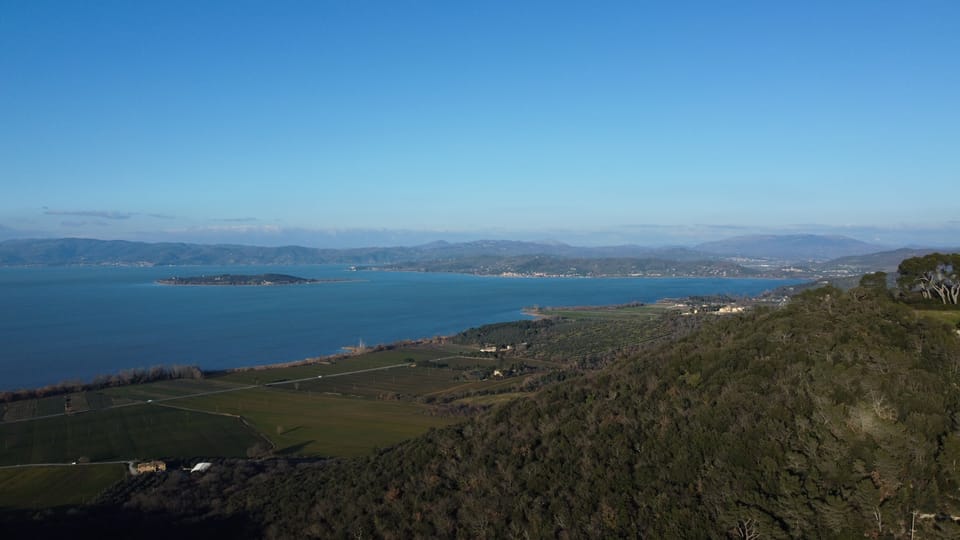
<box><xmin>0</xmin><ymin>265</ymin><xmax>801</xmax><ymax>390</ymax></box>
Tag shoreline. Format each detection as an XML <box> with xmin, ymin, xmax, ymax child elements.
<box><xmin>0</xmin><ymin>293</ymin><xmax>738</xmax><ymax>397</ymax></box>
<box><xmin>0</xmin><ymin>337</ymin><xmax>445</xmax><ymax>398</ymax></box>
<box><xmin>0</xmin><ymin>263</ymin><xmax>821</xmax><ymax>280</ymax></box>
<box><xmin>0</xmin><ymin>276</ymin><xmax>810</xmax><ymax>395</ymax></box>
<box><xmin>354</xmin><ymin>267</ymin><xmax>812</xmax><ymax>279</ymax></box>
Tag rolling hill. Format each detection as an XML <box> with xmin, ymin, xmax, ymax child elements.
<box><xmin>9</xmin><ymin>281</ymin><xmax>960</xmax><ymax>538</ymax></box>
<box><xmin>0</xmin><ymin>237</ymin><xmax>711</xmax><ymax>267</ymax></box>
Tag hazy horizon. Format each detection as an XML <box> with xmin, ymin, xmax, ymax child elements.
<box><xmin>1</xmin><ymin>225</ymin><xmax>958</xmax><ymax>251</ymax></box>
<box><xmin>2</xmin><ymin>2</ymin><xmax>957</xmax><ymax>249</ymax></box>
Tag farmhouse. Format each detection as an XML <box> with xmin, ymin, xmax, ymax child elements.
<box><xmin>136</xmin><ymin>460</ymin><xmax>167</xmax><ymax>474</ymax></box>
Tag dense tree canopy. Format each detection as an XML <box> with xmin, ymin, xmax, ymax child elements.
<box><xmin>897</xmin><ymin>253</ymin><xmax>960</xmax><ymax>305</ymax></box>
<box><xmin>7</xmin><ymin>283</ymin><xmax>960</xmax><ymax>538</ymax></box>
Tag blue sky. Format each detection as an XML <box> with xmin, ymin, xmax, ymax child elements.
<box><xmin>1</xmin><ymin>1</ymin><xmax>958</xmax><ymax>247</ymax></box>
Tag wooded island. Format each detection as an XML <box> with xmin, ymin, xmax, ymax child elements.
<box><xmin>157</xmin><ymin>273</ymin><xmax>330</xmax><ymax>286</ymax></box>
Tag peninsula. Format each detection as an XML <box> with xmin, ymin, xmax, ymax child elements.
<box><xmin>156</xmin><ymin>273</ymin><xmax>333</xmax><ymax>286</ymax></box>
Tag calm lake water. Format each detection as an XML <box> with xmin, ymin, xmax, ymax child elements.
<box><xmin>0</xmin><ymin>266</ymin><xmax>802</xmax><ymax>390</ymax></box>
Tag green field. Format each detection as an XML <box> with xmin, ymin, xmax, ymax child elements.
<box><xmin>424</xmin><ymin>377</ymin><xmax>519</xmax><ymax>401</ymax></box>
<box><xmin>0</xmin><ymin>338</ymin><xmax>574</xmax><ymax>468</ymax></box>
<box><xmin>1</xmin><ymin>392</ymin><xmax>84</xmax><ymax>422</ymax></box>
<box><xmin>0</xmin><ymin>381</ymin><xmax>251</xmax><ymax>423</ymax></box>
<box><xmin>0</xmin><ymin>345</ymin><xmax>508</xmax><ymax>466</ymax></box>
<box><xmin>83</xmin><ymin>391</ymin><xmax>124</xmax><ymax>410</ymax></box>
<box><xmin>428</xmin><ymin>356</ymin><xmax>501</xmax><ymax>369</ymax></box>
<box><xmin>0</xmin><ymin>404</ymin><xmax>261</xmax><ymax>466</ymax></box>
<box><xmin>292</xmin><ymin>365</ymin><xmax>463</xmax><ymax>398</ymax></box>
<box><xmin>0</xmin><ymin>464</ymin><xmax>126</xmax><ymax>510</ymax></box>
<box><xmin>212</xmin><ymin>347</ymin><xmax>453</xmax><ymax>385</ymax></box>
<box><xmin>170</xmin><ymin>387</ymin><xmax>459</xmax><ymax>457</ymax></box>
<box><xmin>0</xmin><ymin>390</ymin><xmax>141</xmax><ymax>423</ymax></box>
<box><xmin>101</xmin><ymin>378</ymin><xmax>249</xmax><ymax>402</ymax></box>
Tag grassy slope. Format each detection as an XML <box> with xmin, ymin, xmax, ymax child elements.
<box><xmin>0</xmin><ymin>345</ymin><xmax>517</xmax><ymax>467</ymax></box>
<box><xmin>0</xmin><ymin>349</ymin><xmax>472</xmax><ymax>512</ymax></box>
<box><xmin>212</xmin><ymin>348</ymin><xmax>452</xmax><ymax>385</ymax></box>
<box><xmin>101</xmin><ymin>378</ymin><xmax>249</xmax><ymax>402</ymax></box>
<box><xmin>0</xmin><ymin>465</ymin><xmax>126</xmax><ymax>510</ymax></box>
<box><xmin>291</xmin><ymin>365</ymin><xmax>462</xmax><ymax>398</ymax></box>
<box><xmin>0</xmin><ymin>405</ymin><xmax>261</xmax><ymax>465</ymax></box>
<box><xmin>169</xmin><ymin>387</ymin><xmax>458</xmax><ymax>457</ymax></box>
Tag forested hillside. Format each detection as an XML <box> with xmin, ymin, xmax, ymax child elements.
<box><xmin>363</xmin><ymin>255</ymin><xmax>756</xmax><ymax>277</ymax></box>
<box><xmin>0</xmin><ymin>238</ymin><xmax>707</xmax><ymax>266</ymax></box>
<box><xmin>7</xmin><ymin>283</ymin><xmax>960</xmax><ymax>538</ymax></box>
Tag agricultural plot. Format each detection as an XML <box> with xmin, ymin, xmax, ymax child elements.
<box><xmin>453</xmin><ymin>306</ymin><xmax>675</xmax><ymax>362</ymax></box>
<box><xmin>292</xmin><ymin>365</ymin><xmax>462</xmax><ymax>399</ymax></box>
<box><xmin>101</xmin><ymin>378</ymin><xmax>249</xmax><ymax>402</ymax></box>
<box><xmin>212</xmin><ymin>346</ymin><xmax>454</xmax><ymax>385</ymax></box>
<box><xmin>1</xmin><ymin>391</ymin><xmax>141</xmax><ymax>423</ymax></box>
<box><xmin>83</xmin><ymin>391</ymin><xmax>128</xmax><ymax>410</ymax></box>
<box><xmin>1</xmin><ymin>392</ymin><xmax>87</xmax><ymax>422</ymax></box>
<box><xmin>36</xmin><ymin>394</ymin><xmax>70</xmax><ymax>416</ymax></box>
<box><xmin>432</xmin><ymin>355</ymin><xmax>564</xmax><ymax>371</ymax></box>
<box><xmin>428</xmin><ymin>356</ymin><xmax>502</xmax><ymax>369</ymax></box>
<box><xmin>0</xmin><ymin>399</ymin><xmax>38</xmax><ymax>422</ymax></box>
<box><xmin>0</xmin><ymin>404</ymin><xmax>260</xmax><ymax>466</ymax></box>
<box><xmin>1</xmin><ymin>394</ymin><xmax>67</xmax><ymax>422</ymax></box>
<box><xmin>170</xmin><ymin>387</ymin><xmax>459</xmax><ymax>457</ymax></box>
<box><xmin>0</xmin><ymin>464</ymin><xmax>126</xmax><ymax>510</ymax></box>
<box><xmin>64</xmin><ymin>392</ymin><xmax>90</xmax><ymax>414</ymax></box>
<box><xmin>423</xmin><ymin>377</ymin><xmax>519</xmax><ymax>401</ymax></box>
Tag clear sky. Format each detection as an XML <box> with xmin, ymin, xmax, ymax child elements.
<box><xmin>1</xmin><ymin>1</ymin><xmax>958</xmax><ymax>247</ymax></box>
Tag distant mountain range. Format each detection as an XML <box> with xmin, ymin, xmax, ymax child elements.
<box><xmin>0</xmin><ymin>237</ymin><xmax>710</xmax><ymax>267</ymax></box>
<box><xmin>695</xmin><ymin>234</ymin><xmax>883</xmax><ymax>261</ymax></box>
<box><xmin>359</xmin><ymin>255</ymin><xmax>758</xmax><ymax>278</ymax></box>
<box><xmin>0</xmin><ymin>236</ymin><xmax>953</xmax><ymax>275</ymax></box>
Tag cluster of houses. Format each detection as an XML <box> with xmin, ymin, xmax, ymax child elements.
<box><xmin>681</xmin><ymin>303</ymin><xmax>747</xmax><ymax>316</ymax></box>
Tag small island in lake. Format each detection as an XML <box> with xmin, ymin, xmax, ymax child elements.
<box><xmin>157</xmin><ymin>273</ymin><xmax>341</xmax><ymax>286</ymax></box>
